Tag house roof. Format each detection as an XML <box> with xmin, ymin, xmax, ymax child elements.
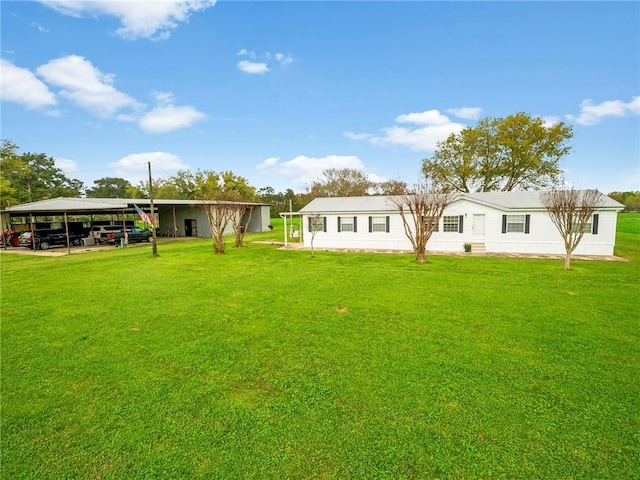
<box><xmin>299</xmin><ymin>191</ymin><xmax>624</xmax><ymax>213</ymax></box>
<box><xmin>3</xmin><ymin>197</ymin><xmax>269</xmax><ymax>214</ymax></box>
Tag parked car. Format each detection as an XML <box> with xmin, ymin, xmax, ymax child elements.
<box><xmin>90</xmin><ymin>225</ymin><xmax>123</xmax><ymax>244</ymax></box>
<box><xmin>2</xmin><ymin>231</ymin><xmax>21</xmax><ymax>247</ymax></box>
<box><xmin>106</xmin><ymin>227</ymin><xmax>153</xmax><ymax>245</ymax></box>
<box><xmin>18</xmin><ymin>230</ymin><xmax>84</xmax><ymax>250</ymax></box>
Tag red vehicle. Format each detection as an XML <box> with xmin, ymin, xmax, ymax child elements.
<box><xmin>2</xmin><ymin>231</ymin><xmax>21</xmax><ymax>247</ymax></box>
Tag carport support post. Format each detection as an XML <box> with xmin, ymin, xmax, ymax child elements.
<box><xmin>148</xmin><ymin>161</ymin><xmax>158</xmax><ymax>256</ymax></box>
<box><xmin>29</xmin><ymin>213</ymin><xmax>36</xmax><ymax>250</ymax></box>
<box><xmin>283</xmin><ymin>214</ymin><xmax>288</xmax><ymax>247</ymax></box>
<box><xmin>172</xmin><ymin>206</ymin><xmax>177</xmax><ymax>237</ymax></box>
<box><xmin>64</xmin><ymin>211</ymin><xmax>71</xmax><ymax>255</ymax></box>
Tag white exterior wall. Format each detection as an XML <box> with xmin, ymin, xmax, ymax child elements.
<box><xmin>302</xmin><ymin>199</ymin><xmax>619</xmax><ymax>256</ymax></box>
<box><xmin>304</xmin><ymin>212</ymin><xmax>413</xmax><ymax>251</ymax></box>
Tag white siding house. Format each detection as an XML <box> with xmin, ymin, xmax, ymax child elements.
<box><xmin>298</xmin><ymin>192</ymin><xmax>623</xmax><ymax>256</ymax></box>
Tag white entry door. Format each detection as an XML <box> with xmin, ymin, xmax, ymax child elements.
<box><xmin>473</xmin><ymin>214</ymin><xmax>485</xmax><ymax>237</ymax></box>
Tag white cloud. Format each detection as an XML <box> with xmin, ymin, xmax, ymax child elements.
<box><xmin>236</xmin><ymin>50</ymin><xmax>293</xmax><ymax>74</ymax></box>
<box><xmin>6</xmin><ymin>55</ymin><xmax>205</xmax><ymax>134</ymax></box>
<box><xmin>370</xmin><ymin>123</ymin><xmax>465</xmax><ymax>151</ymax></box>
<box><xmin>542</xmin><ymin>116</ymin><xmax>561</xmax><ymax>128</ymax></box>
<box><xmin>274</xmin><ymin>53</ymin><xmax>293</xmax><ymax>66</ymax></box>
<box><xmin>32</xmin><ymin>22</ymin><xmax>50</xmax><ymax>32</ymax></box>
<box><xmin>110</xmin><ymin>152</ymin><xmax>189</xmax><ymax>183</ymax></box>
<box><xmin>396</xmin><ymin>109</ymin><xmax>451</xmax><ymax>125</ymax></box>
<box><xmin>36</xmin><ymin>55</ymin><xmax>141</xmax><ymax>117</ymax></box>
<box><xmin>0</xmin><ymin>59</ymin><xmax>57</xmax><ymax>109</ymax></box>
<box><xmin>256</xmin><ymin>154</ymin><xmax>365</xmax><ymax>186</ymax></box>
<box><xmin>351</xmin><ymin>109</ymin><xmax>466</xmax><ymax>152</ymax></box>
<box><xmin>566</xmin><ymin>96</ymin><xmax>640</xmax><ymax>125</ymax></box>
<box><xmin>256</xmin><ymin>157</ymin><xmax>279</xmax><ymax>170</ymax></box>
<box><xmin>138</xmin><ymin>105</ymin><xmax>206</xmax><ymax>133</ymax></box>
<box><xmin>151</xmin><ymin>91</ymin><xmax>175</xmax><ymax>105</ymax></box>
<box><xmin>54</xmin><ymin>157</ymin><xmax>79</xmax><ymax>174</ymax></box>
<box><xmin>446</xmin><ymin>107</ymin><xmax>483</xmax><ymax>120</ymax></box>
<box><xmin>236</xmin><ymin>49</ymin><xmax>255</xmax><ymax>58</ymax></box>
<box><xmin>237</xmin><ymin>60</ymin><xmax>269</xmax><ymax>75</ymax></box>
<box><xmin>344</xmin><ymin>131</ymin><xmax>373</xmax><ymax>141</ymax></box>
<box><xmin>38</xmin><ymin>0</ymin><xmax>217</xmax><ymax>40</ymax></box>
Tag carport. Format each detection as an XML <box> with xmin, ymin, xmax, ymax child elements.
<box><xmin>2</xmin><ymin>197</ymin><xmax>271</xmax><ymax>250</ymax></box>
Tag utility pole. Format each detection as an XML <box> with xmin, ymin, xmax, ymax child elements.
<box><xmin>148</xmin><ymin>161</ymin><xmax>158</xmax><ymax>256</ymax></box>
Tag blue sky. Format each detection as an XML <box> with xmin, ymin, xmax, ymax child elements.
<box><xmin>1</xmin><ymin>1</ymin><xmax>639</xmax><ymax>195</ymax></box>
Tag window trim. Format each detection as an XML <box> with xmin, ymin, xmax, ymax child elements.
<box><xmin>502</xmin><ymin>214</ymin><xmax>531</xmax><ymax>234</ymax></box>
<box><xmin>369</xmin><ymin>215</ymin><xmax>389</xmax><ymax>233</ymax></box>
<box><xmin>337</xmin><ymin>216</ymin><xmax>357</xmax><ymax>233</ymax></box>
<box><xmin>308</xmin><ymin>216</ymin><xmax>327</xmax><ymax>233</ymax></box>
<box><xmin>442</xmin><ymin>215</ymin><xmax>463</xmax><ymax>233</ymax></box>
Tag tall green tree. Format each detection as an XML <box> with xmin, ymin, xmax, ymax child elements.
<box><xmin>308</xmin><ymin>168</ymin><xmax>373</xmax><ymax>198</ymax></box>
<box><xmin>422</xmin><ymin>113</ymin><xmax>572</xmax><ymax>192</ymax></box>
<box><xmin>86</xmin><ymin>177</ymin><xmax>132</xmax><ymax>198</ymax></box>
<box><xmin>0</xmin><ymin>140</ymin><xmax>84</xmax><ymax>208</ymax></box>
<box><xmin>608</xmin><ymin>191</ymin><xmax>640</xmax><ymax>212</ymax></box>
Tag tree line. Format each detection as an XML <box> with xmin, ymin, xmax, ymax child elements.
<box><xmin>3</xmin><ymin>112</ymin><xmax>636</xmax><ymax>213</ymax></box>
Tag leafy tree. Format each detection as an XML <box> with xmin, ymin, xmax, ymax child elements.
<box><xmin>219</xmin><ymin>171</ymin><xmax>257</xmax><ymax>202</ymax></box>
<box><xmin>422</xmin><ymin>113</ymin><xmax>572</xmax><ymax>192</ymax></box>
<box><xmin>188</xmin><ymin>170</ymin><xmax>257</xmax><ymax>252</ymax></box>
<box><xmin>257</xmin><ymin>186</ymin><xmax>303</xmax><ymax>217</ymax></box>
<box><xmin>308</xmin><ymin>168</ymin><xmax>373</xmax><ymax>198</ymax></box>
<box><xmin>376</xmin><ymin>179</ymin><xmax>409</xmax><ymax>195</ymax></box>
<box><xmin>0</xmin><ymin>140</ymin><xmax>84</xmax><ymax>208</ymax></box>
<box><xmin>608</xmin><ymin>191</ymin><xmax>640</xmax><ymax>212</ymax></box>
<box><xmin>0</xmin><ymin>140</ymin><xmax>22</xmax><ymax>208</ymax></box>
<box><xmin>540</xmin><ymin>188</ymin><xmax>603</xmax><ymax>270</ymax></box>
<box><xmin>86</xmin><ymin>177</ymin><xmax>132</xmax><ymax>198</ymax></box>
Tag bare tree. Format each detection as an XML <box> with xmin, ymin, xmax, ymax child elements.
<box><xmin>308</xmin><ymin>214</ymin><xmax>324</xmax><ymax>258</ymax></box>
<box><xmin>540</xmin><ymin>188</ymin><xmax>603</xmax><ymax>269</ymax></box>
<box><xmin>231</xmin><ymin>203</ymin><xmax>254</xmax><ymax>248</ymax></box>
<box><xmin>202</xmin><ymin>202</ymin><xmax>235</xmax><ymax>253</ymax></box>
<box><xmin>389</xmin><ymin>184</ymin><xmax>458</xmax><ymax>263</ymax></box>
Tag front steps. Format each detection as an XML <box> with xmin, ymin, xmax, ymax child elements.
<box><xmin>471</xmin><ymin>242</ymin><xmax>486</xmax><ymax>254</ymax></box>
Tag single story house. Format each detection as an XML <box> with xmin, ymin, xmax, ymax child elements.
<box><xmin>2</xmin><ymin>197</ymin><xmax>271</xmax><ymax>238</ymax></box>
<box><xmin>298</xmin><ymin>192</ymin><xmax>624</xmax><ymax>256</ymax></box>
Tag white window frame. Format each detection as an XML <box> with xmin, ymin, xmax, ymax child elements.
<box><xmin>309</xmin><ymin>216</ymin><xmax>326</xmax><ymax>233</ymax></box>
<box><xmin>370</xmin><ymin>216</ymin><xmax>387</xmax><ymax>233</ymax></box>
<box><xmin>442</xmin><ymin>216</ymin><xmax>459</xmax><ymax>233</ymax></box>
<box><xmin>339</xmin><ymin>216</ymin><xmax>355</xmax><ymax>232</ymax></box>
<box><xmin>506</xmin><ymin>215</ymin><xmax>525</xmax><ymax>233</ymax></box>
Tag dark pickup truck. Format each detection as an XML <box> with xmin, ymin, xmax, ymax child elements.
<box><xmin>106</xmin><ymin>227</ymin><xmax>153</xmax><ymax>245</ymax></box>
<box><xmin>19</xmin><ymin>230</ymin><xmax>84</xmax><ymax>250</ymax></box>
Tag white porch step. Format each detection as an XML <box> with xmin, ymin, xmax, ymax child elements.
<box><xmin>471</xmin><ymin>242</ymin><xmax>486</xmax><ymax>253</ymax></box>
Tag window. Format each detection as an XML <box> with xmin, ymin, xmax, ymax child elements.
<box><xmin>443</xmin><ymin>216</ymin><xmax>459</xmax><ymax>232</ymax></box>
<box><xmin>308</xmin><ymin>216</ymin><xmax>326</xmax><ymax>232</ymax></box>
<box><xmin>338</xmin><ymin>216</ymin><xmax>357</xmax><ymax>232</ymax></box>
<box><xmin>501</xmin><ymin>214</ymin><xmax>530</xmax><ymax>234</ymax></box>
<box><xmin>507</xmin><ymin>215</ymin><xmax>525</xmax><ymax>233</ymax></box>
<box><xmin>424</xmin><ymin>216</ymin><xmax>439</xmax><ymax>232</ymax></box>
<box><xmin>369</xmin><ymin>216</ymin><xmax>389</xmax><ymax>233</ymax></box>
<box><xmin>582</xmin><ymin>214</ymin><xmax>599</xmax><ymax>234</ymax></box>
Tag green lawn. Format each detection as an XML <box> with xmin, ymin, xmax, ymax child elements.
<box><xmin>1</xmin><ymin>214</ymin><xmax>638</xmax><ymax>479</ymax></box>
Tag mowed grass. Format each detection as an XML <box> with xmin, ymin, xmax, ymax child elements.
<box><xmin>1</xmin><ymin>215</ymin><xmax>638</xmax><ymax>479</ymax></box>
